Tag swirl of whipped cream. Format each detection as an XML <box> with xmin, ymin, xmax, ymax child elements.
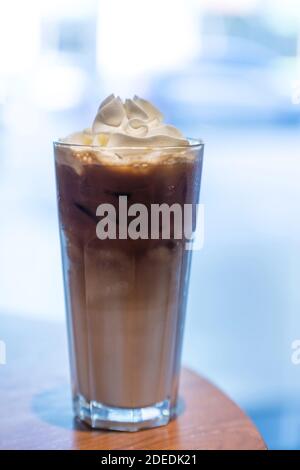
<box><xmin>62</xmin><ymin>94</ymin><xmax>188</xmax><ymax>147</ymax></box>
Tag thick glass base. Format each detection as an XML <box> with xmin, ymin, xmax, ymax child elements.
<box><xmin>73</xmin><ymin>394</ymin><xmax>173</xmax><ymax>431</ymax></box>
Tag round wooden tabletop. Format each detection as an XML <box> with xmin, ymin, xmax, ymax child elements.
<box><xmin>0</xmin><ymin>315</ymin><xmax>266</xmax><ymax>450</ymax></box>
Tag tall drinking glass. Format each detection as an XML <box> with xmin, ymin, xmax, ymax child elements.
<box><xmin>54</xmin><ymin>140</ymin><xmax>204</xmax><ymax>431</ymax></box>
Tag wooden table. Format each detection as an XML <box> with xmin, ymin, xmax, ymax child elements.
<box><xmin>0</xmin><ymin>315</ymin><xmax>266</xmax><ymax>450</ymax></box>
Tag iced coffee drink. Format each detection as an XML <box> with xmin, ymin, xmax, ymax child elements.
<box><xmin>54</xmin><ymin>95</ymin><xmax>203</xmax><ymax>431</ymax></box>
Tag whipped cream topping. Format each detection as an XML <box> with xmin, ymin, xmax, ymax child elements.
<box><xmin>61</xmin><ymin>94</ymin><xmax>188</xmax><ymax>147</ymax></box>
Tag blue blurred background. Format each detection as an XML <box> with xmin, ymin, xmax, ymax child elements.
<box><xmin>1</xmin><ymin>0</ymin><xmax>300</xmax><ymax>449</ymax></box>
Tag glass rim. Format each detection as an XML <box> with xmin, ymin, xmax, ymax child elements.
<box><xmin>53</xmin><ymin>137</ymin><xmax>204</xmax><ymax>151</ymax></box>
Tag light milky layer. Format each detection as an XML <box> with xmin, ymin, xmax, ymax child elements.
<box><xmin>61</xmin><ymin>94</ymin><xmax>189</xmax><ymax>148</ymax></box>
<box><xmin>56</xmin><ymin>145</ymin><xmax>195</xmax><ymax>175</ymax></box>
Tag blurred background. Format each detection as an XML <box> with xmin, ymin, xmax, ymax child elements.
<box><xmin>1</xmin><ymin>0</ymin><xmax>300</xmax><ymax>449</ymax></box>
